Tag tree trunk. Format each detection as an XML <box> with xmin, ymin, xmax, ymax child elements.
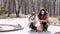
<box><xmin>16</xmin><ymin>12</ymin><xmax>19</xmax><ymax>17</ymax></box>
<box><xmin>15</xmin><ymin>0</ymin><xmax>21</xmax><ymax>17</ymax></box>
<box><xmin>8</xmin><ymin>0</ymin><xmax>11</xmax><ymax>17</ymax></box>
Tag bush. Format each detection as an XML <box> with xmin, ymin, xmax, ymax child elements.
<box><xmin>59</xmin><ymin>18</ymin><xmax>60</xmax><ymax>21</ymax></box>
<box><xmin>0</xmin><ymin>9</ymin><xmax>6</xmax><ymax>15</ymax></box>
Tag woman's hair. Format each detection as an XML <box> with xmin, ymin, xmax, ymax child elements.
<box><xmin>38</xmin><ymin>9</ymin><xmax>47</xmax><ymax>19</ymax></box>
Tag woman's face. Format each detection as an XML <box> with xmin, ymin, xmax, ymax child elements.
<box><xmin>41</xmin><ymin>10</ymin><xmax>45</xmax><ymax>14</ymax></box>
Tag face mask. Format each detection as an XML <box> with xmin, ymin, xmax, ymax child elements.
<box><xmin>41</xmin><ymin>11</ymin><xmax>44</xmax><ymax>14</ymax></box>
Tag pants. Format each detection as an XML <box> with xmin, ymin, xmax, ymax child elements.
<box><xmin>42</xmin><ymin>22</ymin><xmax>48</xmax><ymax>31</ymax></box>
<box><xmin>29</xmin><ymin>22</ymin><xmax>37</xmax><ymax>31</ymax></box>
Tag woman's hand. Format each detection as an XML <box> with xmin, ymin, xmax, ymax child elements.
<box><xmin>40</xmin><ymin>20</ymin><xmax>46</xmax><ymax>22</ymax></box>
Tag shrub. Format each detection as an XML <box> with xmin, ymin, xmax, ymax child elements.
<box><xmin>0</xmin><ymin>9</ymin><xmax>7</xmax><ymax>15</ymax></box>
<box><xmin>59</xmin><ymin>18</ymin><xmax>60</xmax><ymax>21</ymax></box>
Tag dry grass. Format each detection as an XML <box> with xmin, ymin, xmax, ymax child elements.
<box><xmin>49</xmin><ymin>18</ymin><xmax>60</xmax><ymax>23</ymax></box>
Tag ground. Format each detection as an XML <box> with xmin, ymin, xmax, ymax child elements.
<box><xmin>0</xmin><ymin>18</ymin><xmax>60</xmax><ymax>34</ymax></box>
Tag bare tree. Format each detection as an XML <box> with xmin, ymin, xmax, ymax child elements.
<box><xmin>1</xmin><ymin>0</ymin><xmax>60</xmax><ymax>17</ymax></box>
<box><xmin>15</xmin><ymin>0</ymin><xmax>23</xmax><ymax>17</ymax></box>
<box><xmin>8</xmin><ymin>0</ymin><xmax>11</xmax><ymax>17</ymax></box>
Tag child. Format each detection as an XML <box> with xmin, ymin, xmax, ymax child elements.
<box><xmin>29</xmin><ymin>12</ymin><xmax>37</xmax><ymax>32</ymax></box>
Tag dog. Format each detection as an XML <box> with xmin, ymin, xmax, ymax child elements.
<box><xmin>36</xmin><ymin>22</ymin><xmax>43</xmax><ymax>32</ymax></box>
<box><xmin>37</xmin><ymin>21</ymin><xmax>48</xmax><ymax>32</ymax></box>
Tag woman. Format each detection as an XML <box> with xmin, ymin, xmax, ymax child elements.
<box><xmin>29</xmin><ymin>12</ymin><xmax>37</xmax><ymax>32</ymax></box>
<box><xmin>38</xmin><ymin>8</ymin><xmax>50</xmax><ymax>31</ymax></box>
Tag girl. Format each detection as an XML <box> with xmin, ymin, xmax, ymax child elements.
<box><xmin>29</xmin><ymin>12</ymin><xmax>37</xmax><ymax>32</ymax></box>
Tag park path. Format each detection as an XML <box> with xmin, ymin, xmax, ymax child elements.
<box><xmin>0</xmin><ymin>18</ymin><xmax>60</xmax><ymax>34</ymax></box>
